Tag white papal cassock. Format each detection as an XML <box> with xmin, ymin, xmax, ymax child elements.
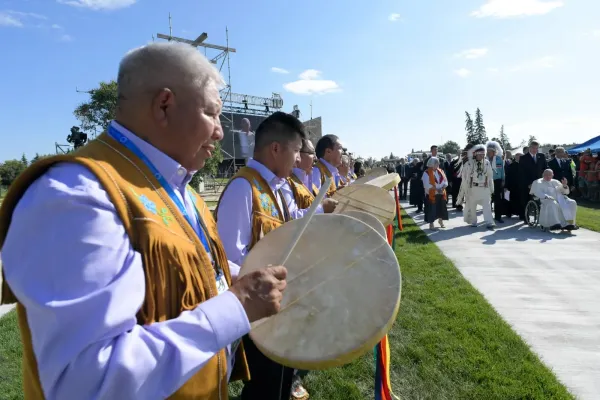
<box><xmin>530</xmin><ymin>178</ymin><xmax>577</xmax><ymax>228</ymax></box>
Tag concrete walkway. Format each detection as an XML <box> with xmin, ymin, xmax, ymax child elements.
<box><xmin>403</xmin><ymin>201</ymin><xmax>600</xmax><ymax>399</ymax></box>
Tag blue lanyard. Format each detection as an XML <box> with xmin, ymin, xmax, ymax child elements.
<box><xmin>107</xmin><ymin>124</ymin><xmax>211</xmax><ymax>255</ymax></box>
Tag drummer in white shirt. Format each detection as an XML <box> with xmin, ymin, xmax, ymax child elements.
<box><xmin>292</xmin><ymin>138</ymin><xmax>318</xmax><ymax>195</ymax></box>
<box><xmin>338</xmin><ymin>154</ymin><xmax>353</xmax><ymax>186</ymax></box>
<box><xmin>312</xmin><ymin>134</ymin><xmax>344</xmax><ymax>194</ymax></box>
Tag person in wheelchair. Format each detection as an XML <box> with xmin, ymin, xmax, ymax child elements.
<box><xmin>529</xmin><ymin>169</ymin><xmax>579</xmax><ymax>231</ymax></box>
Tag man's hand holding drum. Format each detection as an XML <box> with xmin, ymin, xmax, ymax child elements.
<box><xmin>230</xmin><ymin>266</ymin><xmax>288</xmax><ymax>322</ymax></box>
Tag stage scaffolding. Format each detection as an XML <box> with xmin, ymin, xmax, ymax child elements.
<box><xmin>156</xmin><ymin>14</ymin><xmax>286</xmax><ymax>169</ymax></box>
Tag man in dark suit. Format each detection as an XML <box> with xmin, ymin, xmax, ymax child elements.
<box><xmin>422</xmin><ymin>145</ymin><xmax>438</xmax><ymax>171</ymax></box>
<box><xmin>518</xmin><ymin>140</ymin><xmax>548</xmax><ymax>220</ymax></box>
<box><xmin>548</xmin><ymin>147</ymin><xmax>575</xmax><ymax>191</ymax></box>
<box><xmin>395</xmin><ymin>158</ymin><xmax>410</xmax><ymax>199</ymax></box>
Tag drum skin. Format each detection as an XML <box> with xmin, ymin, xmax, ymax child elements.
<box><xmin>364</xmin><ymin>173</ymin><xmax>401</xmax><ymax>191</ymax></box>
<box><xmin>353</xmin><ymin>167</ymin><xmax>388</xmax><ymax>185</ymax></box>
<box><xmin>332</xmin><ymin>184</ymin><xmax>397</xmax><ymax>226</ymax></box>
<box><xmin>239</xmin><ymin>214</ymin><xmax>402</xmax><ymax>370</ymax></box>
<box><xmin>339</xmin><ymin>210</ymin><xmax>387</xmax><ymax>239</ymax></box>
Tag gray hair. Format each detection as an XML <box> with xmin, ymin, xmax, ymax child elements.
<box><xmin>117</xmin><ymin>42</ymin><xmax>224</xmax><ymax>104</ymax></box>
<box><xmin>555</xmin><ymin>146</ymin><xmax>565</xmax><ymax>154</ymax></box>
<box><xmin>427</xmin><ymin>156</ymin><xmax>440</xmax><ymax>168</ymax></box>
<box><xmin>341</xmin><ymin>154</ymin><xmax>350</xmax><ymax>165</ymax></box>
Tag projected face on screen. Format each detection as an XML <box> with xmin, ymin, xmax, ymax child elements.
<box><xmin>219</xmin><ymin>114</ymin><xmax>267</xmax><ymax>160</ymax></box>
<box><xmin>241</xmin><ymin>118</ymin><xmax>251</xmax><ymax>133</ymax></box>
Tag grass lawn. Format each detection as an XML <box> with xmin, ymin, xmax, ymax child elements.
<box><xmin>0</xmin><ymin>209</ymin><xmax>573</xmax><ymax>399</ymax></box>
<box><xmin>578</xmin><ymin>201</ymin><xmax>600</xmax><ymax>232</ymax></box>
<box><xmin>230</xmin><ymin>209</ymin><xmax>572</xmax><ymax>399</ymax></box>
<box><xmin>0</xmin><ymin>311</ymin><xmax>22</xmax><ymax>400</ymax></box>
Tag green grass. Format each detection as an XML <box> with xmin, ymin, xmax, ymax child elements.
<box><xmin>0</xmin><ymin>210</ymin><xmax>573</xmax><ymax>400</ymax></box>
<box><xmin>230</xmin><ymin>209</ymin><xmax>572</xmax><ymax>399</ymax></box>
<box><xmin>0</xmin><ymin>311</ymin><xmax>22</xmax><ymax>400</ymax></box>
<box><xmin>578</xmin><ymin>202</ymin><xmax>600</xmax><ymax>232</ymax></box>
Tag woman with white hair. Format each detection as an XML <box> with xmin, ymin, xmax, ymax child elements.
<box><xmin>421</xmin><ymin>156</ymin><xmax>449</xmax><ymax>229</ymax></box>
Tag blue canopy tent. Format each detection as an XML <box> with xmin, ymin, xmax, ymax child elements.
<box><xmin>566</xmin><ymin>135</ymin><xmax>600</xmax><ymax>155</ymax></box>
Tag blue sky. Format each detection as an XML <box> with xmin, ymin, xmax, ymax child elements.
<box><xmin>1</xmin><ymin>0</ymin><xmax>599</xmax><ymax>161</ymax></box>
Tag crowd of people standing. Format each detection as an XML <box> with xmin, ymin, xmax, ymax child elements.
<box><xmin>394</xmin><ymin>140</ymin><xmax>584</xmax><ymax>231</ymax></box>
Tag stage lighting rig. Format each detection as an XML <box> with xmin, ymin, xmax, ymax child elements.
<box><xmin>67</xmin><ymin>126</ymin><xmax>88</xmax><ymax>149</ymax></box>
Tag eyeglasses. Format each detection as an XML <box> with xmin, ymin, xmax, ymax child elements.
<box><xmin>301</xmin><ymin>151</ymin><xmax>316</xmax><ymax>156</ymax></box>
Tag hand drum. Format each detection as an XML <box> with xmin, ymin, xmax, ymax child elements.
<box><xmin>239</xmin><ymin>213</ymin><xmax>401</xmax><ymax>370</ymax></box>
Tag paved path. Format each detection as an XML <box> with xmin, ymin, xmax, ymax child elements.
<box><xmin>403</xmin><ymin>201</ymin><xmax>600</xmax><ymax>399</ymax></box>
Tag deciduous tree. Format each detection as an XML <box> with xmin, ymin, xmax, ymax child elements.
<box><xmin>0</xmin><ymin>159</ymin><xmax>27</xmax><ymax>186</ymax></box>
<box><xmin>74</xmin><ymin>80</ymin><xmax>223</xmax><ymax>183</ymax></box>
<box><xmin>74</xmin><ymin>80</ymin><xmax>118</xmax><ymax>135</ymax></box>
<box><xmin>439</xmin><ymin>140</ymin><xmax>461</xmax><ymax>155</ymax></box>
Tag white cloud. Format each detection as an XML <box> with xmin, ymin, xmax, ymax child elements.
<box><xmin>270</xmin><ymin>67</ymin><xmax>289</xmax><ymax>74</ymax></box>
<box><xmin>454</xmin><ymin>68</ymin><xmax>472</xmax><ymax>78</ymax></box>
<box><xmin>284</xmin><ymin>69</ymin><xmax>341</xmax><ymax>95</ymax></box>
<box><xmin>471</xmin><ymin>0</ymin><xmax>563</xmax><ymax>18</ymax></box>
<box><xmin>6</xmin><ymin>10</ymin><xmax>47</xmax><ymax>20</ymax></box>
<box><xmin>51</xmin><ymin>23</ymin><xmax>62</xmax><ymax>29</ymax></box>
<box><xmin>388</xmin><ymin>13</ymin><xmax>401</xmax><ymax>22</ymax></box>
<box><xmin>298</xmin><ymin>69</ymin><xmax>322</xmax><ymax>80</ymax></box>
<box><xmin>488</xmin><ymin>67</ymin><xmax>500</xmax><ymax>73</ymax></box>
<box><xmin>590</xmin><ymin>29</ymin><xmax>600</xmax><ymax>38</ymax></box>
<box><xmin>510</xmin><ymin>56</ymin><xmax>557</xmax><ymax>72</ymax></box>
<box><xmin>454</xmin><ymin>48</ymin><xmax>489</xmax><ymax>59</ymax></box>
<box><xmin>0</xmin><ymin>12</ymin><xmax>22</xmax><ymax>27</ymax></box>
<box><xmin>0</xmin><ymin>10</ymin><xmax>47</xmax><ymax>27</ymax></box>
<box><xmin>57</xmin><ymin>0</ymin><xmax>137</xmax><ymax>11</ymax></box>
<box><xmin>60</xmin><ymin>33</ymin><xmax>73</xmax><ymax>41</ymax></box>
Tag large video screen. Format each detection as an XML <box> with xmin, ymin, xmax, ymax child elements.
<box><xmin>219</xmin><ymin>113</ymin><xmax>267</xmax><ymax>160</ymax></box>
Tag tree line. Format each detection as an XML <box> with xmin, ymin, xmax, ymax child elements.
<box><xmin>464</xmin><ymin>108</ymin><xmax>513</xmax><ymax>150</ymax></box>
<box><xmin>0</xmin><ymin>153</ymin><xmax>53</xmax><ymax>189</ymax></box>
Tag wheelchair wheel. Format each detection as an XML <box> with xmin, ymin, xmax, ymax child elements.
<box><xmin>525</xmin><ymin>200</ymin><xmax>539</xmax><ymax>227</ymax></box>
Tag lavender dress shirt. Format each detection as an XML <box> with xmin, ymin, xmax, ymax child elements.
<box><xmin>1</xmin><ymin>121</ymin><xmax>250</xmax><ymax>400</ymax></box>
<box><xmin>293</xmin><ymin>167</ymin><xmax>313</xmax><ymax>191</ymax></box>
<box><xmin>216</xmin><ymin>159</ymin><xmax>323</xmax><ymax>265</ymax></box>
<box><xmin>312</xmin><ymin>158</ymin><xmax>340</xmax><ymax>190</ymax></box>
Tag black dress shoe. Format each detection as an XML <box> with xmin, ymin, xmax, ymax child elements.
<box><xmin>495</xmin><ymin>218</ymin><xmax>504</xmax><ymax>223</ymax></box>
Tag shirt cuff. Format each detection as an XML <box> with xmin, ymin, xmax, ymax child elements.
<box><xmin>197</xmin><ymin>291</ymin><xmax>251</xmax><ymax>350</ymax></box>
<box><xmin>228</xmin><ymin>261</ymin><xmax>241</xmax><ymax>281</ymax></box>
<box><xmin>315</xmin><ymin>204</ymin><xmax>324</xmax><ymax>214</ymax></box>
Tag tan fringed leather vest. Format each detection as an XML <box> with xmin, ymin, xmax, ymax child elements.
<box><xmin>0</xmin><ymin>133</ymin><xmax>249</xmax><ymax>400</ymax></box>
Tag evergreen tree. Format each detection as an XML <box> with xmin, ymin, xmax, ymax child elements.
<box><xmin>528</xmin><ymin>135</ymin><xmax>538</xmax><ymax>145</ymax></box>
<box><xmin>465</xmin><ymin>111</ymin><xmax>476</xmax><ymax>144</ymax></box>
<box><xmin>473</xmin><ymin>108</ymin><xmax>488</xmax><ymax>144</ymax></box>
<box><xmin>20</xmin><ymin>153</ymin><xmax>28</xmax><ymax>167</ymax></box>
<box><xmin>499</xmin><ymin>125</ymin><xmax>513</xmax><ymax>150</ymax></box>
